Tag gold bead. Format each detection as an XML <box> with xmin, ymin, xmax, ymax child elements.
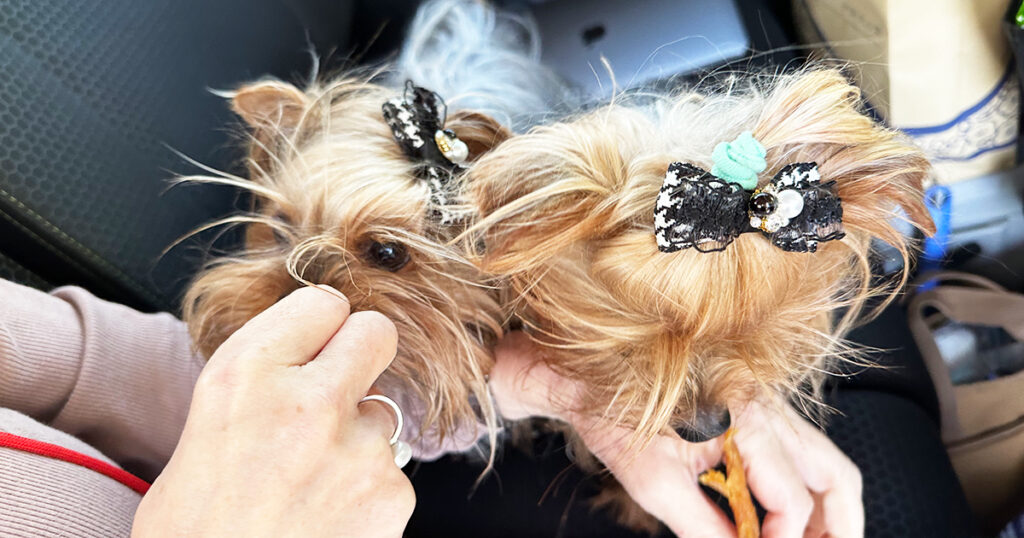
<box><xmin>434</xmin><ymin>130</ymin><xmax>453</xmax><ymax>153</ymax></box>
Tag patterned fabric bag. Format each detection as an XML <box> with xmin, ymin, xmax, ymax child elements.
<box><xmin>794</xmin><ymin>0</ymin><xmax>1018</xmax><ymax>183</ymax></box>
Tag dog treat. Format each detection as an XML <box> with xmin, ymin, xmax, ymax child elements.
<box><xmin>699</xmin><ymin>429</ymin><xmax>759</xmax><ymax>538</ymax></box>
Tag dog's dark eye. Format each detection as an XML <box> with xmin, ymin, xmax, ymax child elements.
<box><xmin>366</xmin><ymin>241</ymin><xmax>410</xmax><ymax>272</ymax></box>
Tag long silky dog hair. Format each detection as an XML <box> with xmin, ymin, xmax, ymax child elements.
<box><xmin>465</xmin><ymin>67</ymin><xmax>933</xmax><ymax>485</ymax></box>
<box><xmin>181</xmin><ymin>0</ymin><xmax>562</xmax><ymax>460</ymax></box>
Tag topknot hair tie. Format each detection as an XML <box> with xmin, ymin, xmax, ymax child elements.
<box><xmin>710</xmin><ymin>131</ymin><xmax>767</xmax><ymax>190</ymax></box>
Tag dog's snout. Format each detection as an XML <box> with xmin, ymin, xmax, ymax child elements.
<box><xmin>674</xmin><ymin>406</ymin><xmax>731</xmax><ymax>443</ymax></box>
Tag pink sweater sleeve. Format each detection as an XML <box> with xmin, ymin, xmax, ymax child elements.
<box><xmin>0</xmin><ymin>280</ymin><xmax>202</xmax><ymax>481</ymax></box>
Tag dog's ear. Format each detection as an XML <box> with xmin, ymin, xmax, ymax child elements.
<box><xmin>754</xmin><ymin>69</ymin><xmax>935</xmax><ymax>247</ymax></box>
<box><xmin>446</xmin><ymin>110</ymin><xmax>512</xmax><ymax>161</ymax></box>
<box><xmin>231</xmin><ymin>80</ymin><xmax>309</xmax><ymax>133</ymax></box>
<box><xmin>230</xmin><ymin>81</ymin><xmax>311</xmax><ymax>177</ymax></box>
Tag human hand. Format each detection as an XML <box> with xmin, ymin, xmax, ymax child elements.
<box><xmin>132</xmin><ymin>286</ymin><xmax>414</xmax><ymax>538</ymax></box>
<box><xmin>491</xmin><ymin>332</ymin><xmax>863</xmax><ymax>538</ymax></box>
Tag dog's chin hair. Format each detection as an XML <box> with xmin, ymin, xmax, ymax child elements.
<box><xmin>464</xmin><ymin>65</ymin><xmax>934</xmax><ymax>461</ymax></box>
<box><xmin>183</xmin><ymin>233</ymin><xmax>504</xmax><ymax>464</ymax></box>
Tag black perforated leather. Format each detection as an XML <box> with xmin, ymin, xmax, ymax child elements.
<box><xmin>0</xmin><ymin>0</ymin><xmax>347</xmax><ymax>311</ymax></box>
<box><xmin>0</xmin><ymin>251</ymin><xmax>48</xmax><ymax>289</ymax></box>
<box><xmin>834</xmin><ymin>299</ymin><xmax>944</xmax><ymax>423</ymax></box>
<box><xmin>827</xmin><ymin>391</ymin><xmax>973</xmax><ymax>537</ymax></box>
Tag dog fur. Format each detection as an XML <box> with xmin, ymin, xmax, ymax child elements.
<box><xmin>464</xmin><ymin>67</ymin><xmax>934</xmax><ymax>528</ymax></box>
<box><xmin>180</xmin><ymin>0</ymin><xmax>560</xmax><ymax>458</ymax></box>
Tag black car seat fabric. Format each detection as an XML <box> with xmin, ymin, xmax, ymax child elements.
<box><xmin>0</xmin><ymin>250</ymin><xmax>48</xmax><ymax>289</ymax></box>
<box><xmin>834</xmin><ymin>301</ymin><xmax>944</xmax><ymax>425</ymax></box>
<box><xmin>827</xmin><ymin>390</ymin><xmax>973</xmax><ymax>537</ymax></box>
<box><xmin>0</xmin><ymin>0</ymin><xmax>349</xmax><ymax>312</ymax></box>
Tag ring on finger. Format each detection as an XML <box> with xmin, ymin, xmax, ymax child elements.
<box><xmin>358</xmin><ymin>394</ymin><xmax>413</xmax><ymax>469</ymax></box>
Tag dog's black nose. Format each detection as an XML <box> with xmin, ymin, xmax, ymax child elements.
<box><xmin>674</xmin><ymin>406</ymin><xmax>731</xmax><ymax>443</ymax></box>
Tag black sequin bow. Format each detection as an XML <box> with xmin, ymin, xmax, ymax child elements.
<box><xmin>381</xmin><ymin>81</ymin><xmax>468</xmax><ymax>224</ymax></box>
<box><xmin>654</xmin><ymin>162</ymin><xmax>844</xmax><ymax>253</ymax></box>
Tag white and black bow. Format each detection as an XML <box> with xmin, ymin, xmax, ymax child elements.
<box><xmin>382</xmin><ymin>81</ymin><xmax>470</xmax><ymax>224</ymax></box>
<box><xmin>654</xmin><ymin>162</ymin><xmax>844</xmax><ymax>253</ymax></box>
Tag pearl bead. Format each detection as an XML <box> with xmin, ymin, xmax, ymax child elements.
<box><xmin>435</xmin><ymin>129</ymin><xmax>469</xmax><ymax>164</ymax></box>
<box><xmin>392</xmin><ymin>440</ymin><xmax>413</xmax><ymax>468</ymax></box>
<box><xmin>446</xmin><ymin>138</ymin><xmax>469</xmax><ymax>164</ymax></box>
<box><xmin>776</xmin><ymin>189</ymin><xmax>805</xmax><ymax>219</ymax></box>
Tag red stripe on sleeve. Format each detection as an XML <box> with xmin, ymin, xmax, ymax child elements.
<box><xmin>0</xmin><ymin>431</ymin><xmax>151</xmax><ymax>495</ymax></box>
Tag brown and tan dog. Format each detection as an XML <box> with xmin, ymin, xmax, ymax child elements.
<box><xmin>182</xmin><ymin>76</ymin><xmax>510</xmax><ymax>457</ymax></box>
<box><xmin>465</xmin><ymin>68</ymin><xmax>934</xmax><ymax>529</ymax></box>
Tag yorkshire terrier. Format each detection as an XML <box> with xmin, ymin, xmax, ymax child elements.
<box><xmin>465</xmin><ymin>68</ymin><xmax>934</xmax><ymax>528</ymax></box>
<box><xmin>181</xmin><ymin>0</ymin><xmax>562</xmax><ymax>459</ymax></box>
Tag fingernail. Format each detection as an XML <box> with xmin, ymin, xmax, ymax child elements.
<box><xmin>314</xmin><ymin>284</ymin><xmax>349</xmax><ymax>303</ymax></box>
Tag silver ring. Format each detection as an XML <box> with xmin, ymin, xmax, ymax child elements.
<box><xmin>358</xmin><ymin>394</ymin><xmax>412</xmax><ymax>468</ymax></box>
<box><xmin>359</xmin><ymin>394</ymin><xmax>404</xmax><ymax>444</ymax></box>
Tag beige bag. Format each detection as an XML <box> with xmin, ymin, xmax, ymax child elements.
<box><xmin>794</xmin><ymin>0</ymin><xmax>1018</xmax><ymax>184</ymax></box>
<box><xmin>907</xmin><ymin>272</ymin><xmax>1024</xmax><ymax>529</ymax></box>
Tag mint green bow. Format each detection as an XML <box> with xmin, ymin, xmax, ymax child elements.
<box><xmin>710</xmin><ymin>131</ymin><xmax>766</xmax><ymax>190</ymax></box>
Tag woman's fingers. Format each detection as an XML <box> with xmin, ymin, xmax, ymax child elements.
<box><xmin>576</xmin><ymin>415</ymin><xmax>736</xmax><ymax>538</ymax></box>
<box><xmin>737</xmin><ymin>429</ymin><xmax>814</xmax><ymax>538</ymax></box>
<box><xmin>492</xmin><ymin>332</ymin><xmax>864</xmax><ymax>538</ymax></box>
<box><xmin>307</xmin><ymin>310</ymin><xmax>398</xmax><ymax>405</ymax></box>
<box><xmin>211</xmin><ymin>285</ymin><xmax>351</xmax><ymax>369</ymax></box>
<box><xmin>775</xmin><ymin>415</ymin><xmax>864</xmax><ymax>538</ymax></box>
<box><xmin>661</xmin><ymin>479</ymin><xmax>738</xmax><ymax>538</ymax></box>
<box><xmin>734</xmin><ymin>403</ymin><xmax>863</xmax><ymax>538</ymax></box>
<box><xmin>802</xmin><ymin>484</ymin><xmax>863</xmax><ymax>538</ymax></box>
<box><xmin>636</xmin><ymin>439</ymin><xmax>736</xmax><ymax>538</ymax></box>
<box><xmin>357</xmin><ymin>388</ymin><xmax>402</xmax><ymax>444</ymax></box>
<box><xmin>495</xmin><ymin>332</ymin><xmax>737</xmax><ymax>536</ymax></box>
<box><xmin>821</xmin><ymin>476</ymin><xmax>864</xmax><ymax>538</ymax></box>
<box><xmin>624</xmin><ymin>448</ymin><xmax>737</xmax><ymax>537</ymax></box>
<box><xmin>490</xmin><ymin>332</ymin><xmax>579</xmax><ymax>420</ymax></box>
<box><xmin>137</xmin><ymin>286</ymin><xmax>416</xmax><ymax>537</ymax></box>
